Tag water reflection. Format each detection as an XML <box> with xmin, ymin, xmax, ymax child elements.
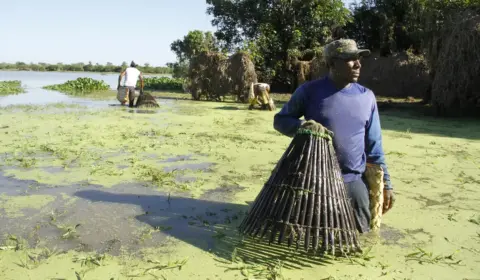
<box><xmin>0</xmin><ymin>88</ymin><xmax>71</xmax><ymax>106</ymax></box>
<box><xmin>0</xmin><ymin>70</ymin><xmax>170</xmax><ymax>107</ymax></box>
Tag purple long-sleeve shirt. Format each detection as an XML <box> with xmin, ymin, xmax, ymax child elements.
<box><xmin>273</xmin><ymin>76</ymin><xmax>392</xmax><ymax>189</ymax></box>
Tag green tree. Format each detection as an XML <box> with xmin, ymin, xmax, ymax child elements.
<box><xmin>170</xmin><ymin>30</ymin><xmax>220</xmax><ymax>63</ymax></box>
<box><xmin>167</xmin><ymin>61</ymin><xmax>190</xmax><ymax>79</ymax></box>
<box><xmin>206</xmin><ymin>0</ymin><xmax>351</xmax><ymax>88</ymax></box>
<box><xmin>346</xmin><ymin>0</ymin><xmax>480</xmax><ymax>54</ymax></box>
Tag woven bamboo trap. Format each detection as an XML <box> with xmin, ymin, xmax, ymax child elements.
<box><xmin>136</xmin><ymin>92</ymin><xmax>160</xmax><ymax>108</ymax></box>
<box><xmin>239</xmin><ymin>128</ymin><xmax>362</xmax><ymax>256</ymax></box>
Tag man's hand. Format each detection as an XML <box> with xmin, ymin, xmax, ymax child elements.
<box><xmin>383</xmin><ymin>189</ymin><xmax>395</xmax><ymax>214</ymax></box>
<box><xmin>300</xmin><ymin>120</ymin><xmax>334</xmax><ymax>137</ymax></box>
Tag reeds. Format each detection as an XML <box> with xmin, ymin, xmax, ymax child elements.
<box><xmin>239</xmin><ymin>128</ymin><xmax>361</xmax><ymax>256</ymax></box>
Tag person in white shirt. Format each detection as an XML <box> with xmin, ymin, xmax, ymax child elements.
<box><xmin>118</xmin><ymin>61</ymin><xmax>144</xmax><ymax>107</ymax></box>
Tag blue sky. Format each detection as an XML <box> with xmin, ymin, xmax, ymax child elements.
<box><xmin>1</xmin><ymin>0</ymin><xmax>356</xmax><ymax>66</ymax></box>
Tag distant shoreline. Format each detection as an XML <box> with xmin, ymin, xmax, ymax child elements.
<box><xmin>0</xmin><ymin>69</ymin><xmax>172</xmax><ymax>76</ymax></box>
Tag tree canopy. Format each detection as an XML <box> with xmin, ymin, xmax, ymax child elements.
<box><xmin>169</xmin><ymin>0</ymin><xmax>480</xmax><ymax>89</ymax></box>
<box><xmin>205</xmin><ymin>0</ymin><xmax>351</xmax><ymax>88</ymax></box>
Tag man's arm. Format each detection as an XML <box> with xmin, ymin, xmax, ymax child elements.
<box><xmin>117</xmin><ymin>71</ymin><xmax>125</xmax><ymax>89</ymax></box>
<box><xmin>273</xmin><ymin>85</ymin><xmax>307</xmax><ymax>137</ymax></box>
<box><xmin>365</xmin><ymin>94</ymin><xmax>392</xmax><ymax>190</ymax></box>
<box><xmin>139</xmin><ymin>72</ymin><xmax>144</xmax><ymax>90</ymax></box>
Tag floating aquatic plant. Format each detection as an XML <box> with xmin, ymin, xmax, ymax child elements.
<box><xmin>0</xmin><ymin>80</ymin><xmax>25</xmax><ymax>95</ymax></box>
<box><xmin>43</xmin><ymin>77</ymin><xmax>110</xmax><ymax>95</ymax></box>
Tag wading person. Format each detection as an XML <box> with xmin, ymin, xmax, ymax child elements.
<box><xmin>248</xmin><ymin>82</ymin><xmax>275</xmax><ymax>111</ymax></box>
<box><xmin>273</xmin><ymin>39</ymin><xmax>395</xmax><ymax>233</ymax></box>
<box><xmin>117</xmin><ymin>61</ymin><xmax>144</xmax><ymax>107</ymax></box>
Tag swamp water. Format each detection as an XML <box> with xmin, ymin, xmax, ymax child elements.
<box><xmin>0</xmin><ymin>71</ymin><xmax>479</xmax><ymax>279</ymax></box>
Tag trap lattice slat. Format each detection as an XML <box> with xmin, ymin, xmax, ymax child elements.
<box><xmin>136</xmin><ymin>92</ymin><xmax>160</xmax><ymax>108</ymax></box>
<box><xmin>239</xmin><ymin>128</ymin><xmax>362</xmax><ymax>256</ymax></box>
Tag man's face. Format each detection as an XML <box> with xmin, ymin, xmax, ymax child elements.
<box><xmin>332</xmin><ymin>55</ymin><xmax>362</xmax><ymax>82</ymax></box>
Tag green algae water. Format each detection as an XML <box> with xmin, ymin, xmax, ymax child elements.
<box><xmin>0</xmin><ymin>90</ymin><xmax>479</xmax><ymax>279</ymax></box>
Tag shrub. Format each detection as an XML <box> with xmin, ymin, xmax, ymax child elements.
<box><xmin>143</xmin><ymin>77</ymin><xmax>184</xmax><ymax>92</ymax></box>
<box><xmin>0</xmin><ymin>80</ymin><xmax>25</xmax><ymax>95</ymax></box>
<box><xmin>43</xmin><ymin>77</ymin><xmax>110</xmax><ymax>95</ymax></box>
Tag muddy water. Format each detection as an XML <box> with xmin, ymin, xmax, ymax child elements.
<box><xmin>0</xmin><ymin>91</ymin><xmax>479</xmax><ymax>279</ymax></box>
<box><xmin>0</xmin><ymin>70</ymin><xmax>170</xmax><ymax>107</ymax></box>
<box><xmin>0</xmin><ymin>171</ymin><xmax>246</xmax><ymax>256</ymax></box>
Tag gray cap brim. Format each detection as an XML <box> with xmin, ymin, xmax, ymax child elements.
<box><xmin>358</xmin><ymin>49</ymin><xmax>371</xmax><ymax>57</ymax></box>
<box><xmin>337</xmin><ymin>49</ymin><xmax>371</xmax><ymax>59</ymax></box>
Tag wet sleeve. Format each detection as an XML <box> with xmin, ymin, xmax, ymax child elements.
<box><xmin>365</xmin><ymin>95</ymin><xmax>393</xmax><ymax>190</ymax></box>
<box><xmin>273</xmin><ymin>85</ymin><xmax>307</xmax><ymax>137</ymax></box>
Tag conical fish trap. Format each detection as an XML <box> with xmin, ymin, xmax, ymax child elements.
<box><xmin>239</xmin><ymin>128</ymin><xmax>362</xmax><ymax>256</ymax></box>
<box><xmin>136</xmin><ymin>92</ymin><xmax>160</xmax><ymax>108</ymax></box>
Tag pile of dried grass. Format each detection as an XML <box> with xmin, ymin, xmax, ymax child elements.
<box><xmin>287</xmin><ymin>45</ymin><xmax>430</xmax><ymax>99</ymax></box>
<box><xmin>358</xmin><ymin>51</ymin><xmax>430</xmax><ymax>99</ymax></box>
<box><xmin>287</xmin><ymin>47</ymin><xmax>328</xmax><ymax>91</ymax></box>
<box><xmin>310</xmin><ymin>56</ymin><xmax>328</xmax><ymax>81</ymax></box>
<box><xmin>290</xmin><ymin>58</ymin><xmax>312</xmax><ymax>90</ymax></box>
<box><xmin>187</xmin><ymin>51</ymin><xmax>257</xmax><ymax>103</ymax></box>
<box><xmin>430</xmin><ymin>10</ymin><xmax>480</xmax><ymax>116</ymax></box>
<box><xmin>228</xmin><ymin>52</ymin><xmax>258</xmax><ymax>102</ymax></box>
<box><xmin>187</xmin><ymin>51</ymin><xmax>229</xmax><ymax>101</ymax></box>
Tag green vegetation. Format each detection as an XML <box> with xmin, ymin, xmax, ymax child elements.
<box><xmin>143</xmin><ymin>77</ymin><xmax>184</xmax><ymax>92</ymax></box>
<box><xmin>0</xmin><ymin>95</ymin><xmax>479</xmax><ymax>279</ymax></box>
<box><xmin>169</xmin><ymin>30</ymin><xmax>222</xmax><ymax>78</ymax></box>
<box><xmin>43</xmin><ymin>77</ymin><xmax>110</xmax><ymax>95</ymax></box>
<box><xmin>0</xmin><ymin>80</ymin><xmax>25</xmax><ymax>95</ymax></box>
<box><xmin>166</xmin><ymin>0</ymin><xmax>480</xmax><ymax>94</ymax></box>
<box><xmin>0</xmin><ymin>61</ymin><xmax>172</xmax><ymax>74</ymax></box>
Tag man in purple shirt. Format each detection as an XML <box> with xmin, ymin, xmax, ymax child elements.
<box><xmin>273</xmin><ymin>39</ymin><xmax>395</xmax><ymax>233</ymax></box>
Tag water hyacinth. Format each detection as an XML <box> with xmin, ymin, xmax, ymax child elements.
<box><xmin>43</xmin><ymin>77</ymin><xmax>110</xmax><ymax>95</ymax></box>
<box><xmin>0</xmin><ymin>80</ymin><xmax>25</xmax><ymax>95</ymax></box>
<box><xmin>143</xmin><ymin>77</ymin><xmax>184</xmax><ymax>92</ymax></box>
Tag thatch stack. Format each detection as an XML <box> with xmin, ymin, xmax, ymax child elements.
<box><xmin>309</xmin><ymin>56</ymin><xmax>328</xmax><ymax>81</ymax></box>
<box><xmin>186</xmin><ymin>51</ymin><xmax>257</xmax><ymax>103</ymax></box>
<box><xmin>188</xmin><ymin>51</ymin><xmax>229</xmax><ymax>101</ymax></box>
<box><xmin>239</xmin><ymin>128</ymin><xmax>362</xmax><ymax>256</ymax></box>
<box><xmin>290</xmin><ymin>58</ymin><xmax>312</xmax><ymax>90</ymax></box>
<box><xmin>430</xmin><ymin>10</ymin><xmax>480</xmax><ymax>116</ymax></box>
<box><xmin>228</xmin><ymin>52</ymin><xmax>258</xmax><ymax>102</ymax></box>
<box><xmin>358</xmin><ymin>52</ymin><xmax>430</xmax><ymax>99</ymax></box>
<box><xmin>288</xmin><ymin>48</ymin><xmax>328</xmax><ymax>91</ymax></box>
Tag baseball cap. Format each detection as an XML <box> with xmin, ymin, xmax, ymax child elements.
<box><xmin>324</xmin><ymin>39</ymin><xmax>371</xmax><ymax>60</ymax></box>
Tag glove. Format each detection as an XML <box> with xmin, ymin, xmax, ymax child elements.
<box><xmin>300</xmin><ymin>120</ymin><xmax>334</xmax><ymax>137</ymax></box>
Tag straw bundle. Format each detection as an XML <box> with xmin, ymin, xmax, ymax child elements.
<box><xmin>291</xmin><ymin>59</ymin><xmax>312</xmax><ymax>89</ymax></box>
<box><xmin>430</xmin><ymin>10</ymin><xmax>480</xmax><ymax>116</ymax></box>
<box><xmin>135</xmin><ymin>92</ymin><xmax>159</xmax><ymax>108</ymax></box>
<box><xmin>364</xmin><ymin>163</ymin><xmax>384</xmax><ymax>231</ymax></box>
<box><xmin>239</xmin><ymin>128</ymin><xmax>362</xmax><ymax>256</ymax></box>
<box><xmin>188</xmin><ymin>51</ymin><xmax>229</xmax><ymax>101</ymax></box>
<box><xmin>228</xmin><ymin>52</ymin><xmax>258</xmax><ymax>103</ymax></box>
<box><xmin>310</xmin><ymin>56</ymin><xmax>328</xmax><ymax>81</ymax></box>
<box><xmin>268</xmin><ymin>97</ymin><xmax>276</xmax><ymax>111</ymax></box>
